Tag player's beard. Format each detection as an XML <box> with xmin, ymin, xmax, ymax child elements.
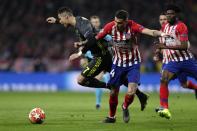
<box><xmin>64</xmin><ymin>25</ymin><xmax>74</xmax><ymax>32</ymax></box>
<box><xmin>117</xmin><ymin>26</ymin><xmax>125</xmax><ymax>32</ymax></box>
<box><xmin>63</xmin><ymin>24</ymin><xmax>68</xmax><ymax>28</ymax></box>
<box><xmin>64</xmin><ymin>24</ymin><xmax>72</xmax><ymax>29</ymax></box>
<box><xmin>168</xmin><ymin>17</ymin><xmax>177</xmax><ymax>25</ymax></box>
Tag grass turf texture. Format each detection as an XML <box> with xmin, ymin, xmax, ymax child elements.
<box><xmin>0</xmin><ymin>92</ymin><xmax>197</xmax><ymax>131</ymax></box>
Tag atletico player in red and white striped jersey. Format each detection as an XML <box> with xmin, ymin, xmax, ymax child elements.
<box><xmin>160</xmin><ymin>21</ymin><xmax>193</xmax><ymax>64</ymax></box>
<box><xmin>155</xmin><ymin>4</ymin><xmax>197</xmax><ymax>119</ymax></box>
<box><xmin>96</xmin><ymin>10</ymin><xmax>167</xmax><ymax>123</ymax></box>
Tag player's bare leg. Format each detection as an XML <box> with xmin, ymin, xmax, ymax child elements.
<box><xmin>122</xmin><ymin>79</ymin><xmax>149</xmax><ymax>111</ymax></box>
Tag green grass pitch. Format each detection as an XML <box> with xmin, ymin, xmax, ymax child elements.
<box><xmin>0</xmin><ymin>92</ymin><xmax>197</xmax><ymax>131</ymax></box>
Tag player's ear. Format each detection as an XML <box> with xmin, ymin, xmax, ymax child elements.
<box><xmin>125</xmin><ymin>18</ymin><xmax>128</xmax><ymax>22</ymax></box>
<box><xmin>65</xmin><ymin>15</ymin><xmax>69</xmax><ymax>19</ymax></box>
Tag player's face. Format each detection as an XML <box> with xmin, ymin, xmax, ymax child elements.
<box><xmin>166</xmin><ymin>10</ymin><xmax>176</xmax><ymax>23</ymax></box>
<box><xmin>90</xmin><ymin>18</ymin><xmax>101</xmax><ymax>30</ymax></box>
<box><xmin>115</xmin><ymin>17</ymin><xmax>127</xmax><ymax>32</ymax></box>
<box><xmin>159</xmin><ymin>15</ymin><xmax>167</xmax><ymax>26</ymax></box>
<box><xmin>58</xmin><ymin>13</ymin><xmax>70</xmax><ymax>28</ymax></box>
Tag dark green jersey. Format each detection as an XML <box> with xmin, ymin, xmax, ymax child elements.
<box><xmin>75</xmin><ymin>16</ymin><xmax>109</xmax><ymax>56</ymax></box>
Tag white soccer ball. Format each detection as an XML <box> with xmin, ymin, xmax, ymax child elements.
<box><xmin>28</xmin><ymin>107</ymin><xmax>45</xmax><ymax>124</ymax></box>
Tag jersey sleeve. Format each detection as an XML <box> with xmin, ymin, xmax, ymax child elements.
<box><xmin>85</xmin><ymin>51</ymin><xmax>93</xmax><ymax>59</ymax></box>
<box><xmin>176</xmin><ymin>23</ymin><xmax>188</xmax><ymax>42</ymax></box>
<box><xmin>131</xmin><ymin>21</ymin><xmax>144</xmax><ymax>33</ymax></box>
<box><xmin>104</xmin><ymin>35</ymin><xmax>112</xmax><ymax>41</ymax></box>
<box><xmin>96</xmin><ymin>22</ymin><xmax>113</xmax><ymax>40</ymax></box>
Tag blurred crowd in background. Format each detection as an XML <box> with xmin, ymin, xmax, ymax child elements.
<box><xmin>0</xmin><ymin>0</ymin><xmax>197</xmax><ymax>73</ymax></box>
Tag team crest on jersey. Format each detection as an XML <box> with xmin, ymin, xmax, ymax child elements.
<box><xmin>165</xmin><ymin>36</ymin><xmax>176</xmax><ymax>45</ymax></box>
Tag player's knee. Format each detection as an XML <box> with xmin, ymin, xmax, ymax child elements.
<box><xmin>110</xmin><ymin>89</ymin><xmax>119</xmax><ymax>97</ymax></box>
<box><xmin>127</xmin><ymin>83</ymin><xmax>137</xmax><ymax>95</ymax></box>
<box><xmin>127</xmin><ymin>89</ymin><xmax>136</xmax><ymax>96</ymax></box>
<box><xmin>80</xmin><ymin>58</ymin><xmax>88</xmax><ymax>68</ymax></box>
<box><xmin>77</xmin><ymin>75</ymin><xmax>85</xmax><ymax>85</ymax></box>
<box><xmin>127</xmin><ymin>92</ymin><xmax>134</xmax><ymax>96</ymax></box>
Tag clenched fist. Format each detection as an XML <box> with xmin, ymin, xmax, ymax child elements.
<box><xmin>46</xmin><ymin>17</ymin><xmax>57</xmax><ymax>24</ymax></box>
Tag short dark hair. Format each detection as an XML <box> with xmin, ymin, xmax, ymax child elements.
<box><xmin>115</xmin><ymin>10</ymin><xmax>129</xmax><ymax>20</ymax></box>
<box><xmin>160</xmin><ymin>12</ymin><xmax>166</xmax><ymax>16</ymax></box>
<box><xmin>58</xmin><ymin>7</ymin><xmax>73</xmax><ymax>16</ymax></box>
<box><xmin>165</xmin><ymin>4</ymin><xmax>181</xmax><ymax>13</ymax></box>
<box><xmin>90</xmin><ymin>15</ymin><xmax>100</xmax><ymax>20</ymax></box>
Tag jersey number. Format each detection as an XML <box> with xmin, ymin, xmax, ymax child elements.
<box><xmin>110</xmin><ymin>69</ymin><xmax>115</xmax><ymax>78</ymax></box>
<box><xmin>83</xmin><ymin>67</ymin><xmax>90</xmax><ymax>74</ymax></box>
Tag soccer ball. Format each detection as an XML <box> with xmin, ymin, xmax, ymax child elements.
<box><xmin>28</xmin><ymin>107</ymin><xmax>45</xmax><ymax>124</ymax></box>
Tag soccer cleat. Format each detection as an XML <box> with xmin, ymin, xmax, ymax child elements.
<box><xmin>96</xmin><ymin>104</ymin><xmax>101</xmax><ymax>109</ymax></box>
<box><xmin>195</xmin><ymin>89</ymin><xmax>197</xmax><ymax>99</ymax></box>
<box><xmin>139</xmin><ymin>93</ymin><xmax>149</xmax><ymax>111</ymax></box>
<box><xmin>155</xmin><ymin>107</ymin><xmax>160</xmax><ymax>113</ymax></box>
<box><xmin>122</xmin><ymin>104</ymin><xmax>130</xmax><ymax>123</ymax></box>
<box><xmin>103</xmin><ymin>117</ymin><xmax>116</xmax><ymax>123</ymax></box>
<box><xmin>155</xmin><ymin>107</ymin><xmax>171</xmax><ymax>119</ymax></box>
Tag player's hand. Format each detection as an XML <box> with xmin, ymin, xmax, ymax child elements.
<box><xmin>78</xmin><ymin>46</ymin><xmax>84</xmax><ymax>51</ymax></box>
<box><xmin>153</xmin><ymin>55</ymin><xmax>159</xmax><ymax>62</ymax></box>
<box><xmin>161</xmin><ymin>32</ymin><xmax>171</xmax><ymax>37</ymax></box>
<box><xmin>46</xmin><ymin>17</ymin><xmax>57</xmax><ymax>24</ymax></box>
<box><xmin>74</xmin><ymin>42</ymin><xmax>83</xmax><ymax>48</ymax></box>
<box><xmin>69</xmin><ymin>53</ymin><xmax>80</xmax><ymax>61</ymax></box>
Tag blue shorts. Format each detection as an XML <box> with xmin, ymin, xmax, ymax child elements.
<box><xmin>108</xmin><ymin>64</ymin><xmax>140</xmax><ymax>87</ymax></box>
<box><xmin>162</xmin><ymin>59</ymin><xmax>197</xmax><ymax>82</ymax></box>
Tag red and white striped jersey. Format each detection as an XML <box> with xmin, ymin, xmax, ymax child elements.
<box><xmin>96</xmin><ymin>20</ymin><xmax>144</xmax><ymax>67</ymax></box>
<box><xmin>160</xmin><ymin>21</ymin><xmax>193</xmax><ymax>64</ymax></box>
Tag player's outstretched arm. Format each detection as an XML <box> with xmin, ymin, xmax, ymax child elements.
<box><xmin>155</xmin><ymin>41</ymin><xmax>189</xmax><ymax>50</ymax></box>
<box><xmin>69</xmin><ymin>51</ymin><xmax>82</xmax><ymax>61</ymax></box>
<box><xmin>46</xmin><ymin>17</ymin><xmax>57</xmax><ymax>24</ymax></box>
<box><xmin>141</xmin><ymin>28</ymin><xmax>168</xmax><ymax>37</ymax></box>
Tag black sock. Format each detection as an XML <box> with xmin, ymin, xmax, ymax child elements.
<box><xmin>80</xmin><ymin>77</ymin><xmax>107</xmax><ymax>89</ymax></box>
<box><xmin>136</xmin><ymin>88</ymin><xmax>145</xmax><ymax>98</ymax></box>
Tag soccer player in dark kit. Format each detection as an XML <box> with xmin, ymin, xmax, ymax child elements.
<box><xmin>47</xmin><ymin>7</ymin><xmax>112</xmax><ymax>89</ymax></box>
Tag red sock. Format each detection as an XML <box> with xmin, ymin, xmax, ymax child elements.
<box><xmin>160</xmin><ymin>83</ymin><xmax>169</xmax><ymax>109</ymax></box>
<box><xmin>123</xmin><ymin>94</ymin><xmax>135</xmax><ymax>109</ymax></box>
<box><xmin>187</xmin><ymin>81</ymin><xmax>197</xmax><ymax>90</ymax></box>
<box><xmin>109</xmin><ymin>88</ymin><xmax>119</xmax><ymax>117</ymax></box>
